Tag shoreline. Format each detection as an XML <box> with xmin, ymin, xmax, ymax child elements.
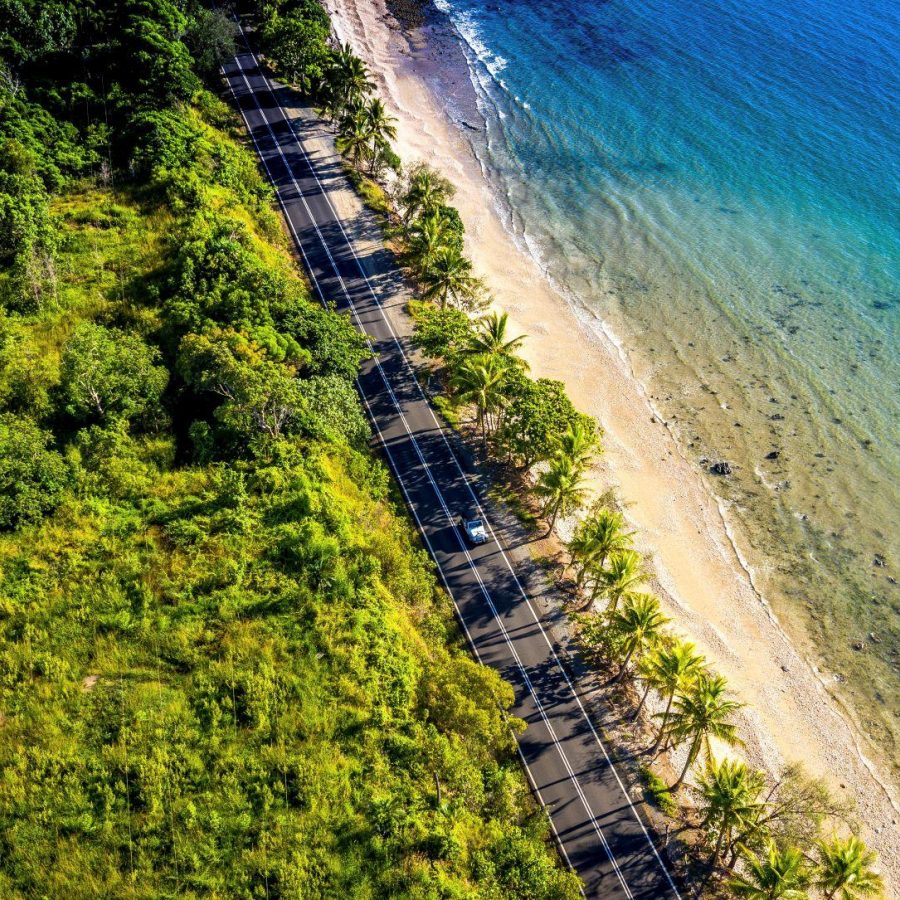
<box><xmin>321</xmin><ymin>0</ymin><xmax>900</xmax><ymax>885</ymax></box>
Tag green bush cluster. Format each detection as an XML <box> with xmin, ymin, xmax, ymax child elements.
<box><xmin>0</xmin><ymin>2</ymin><xmax>581</xmax><ymax>896</ymax></box>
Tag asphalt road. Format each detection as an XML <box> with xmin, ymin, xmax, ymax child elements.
<box><xmin>222</xmin><ymin>33</ymin><xmax>682</xmax><ymax>900</ymax></box>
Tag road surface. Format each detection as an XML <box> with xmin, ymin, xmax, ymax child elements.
<box><xmin>222</xmin><ymin>31</ymin><xmax>682</xmax><ymax>900</ymax></box>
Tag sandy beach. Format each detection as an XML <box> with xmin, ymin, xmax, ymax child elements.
<box><xmin>322</xmin><ymin>0</ymin><xmax>899</xmax><ymax>884</ymax></box>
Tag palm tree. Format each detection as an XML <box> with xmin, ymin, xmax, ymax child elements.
<box><xmin>335</xmin><ymin>111</ymin><xmax>371</xmax><ymax>171</ymax></box>
<box><xmin>694</xmin><ymin>757</ymin><xmax>766</xmax><ymax>873</ymax></box>
<box><xmin>407</xmin><ymin>210</ymin><xmax>454</xmax><ymax>273</ymax></box>
<box><xmin>608</xmin><ymin>593</ymin><xmax>668</xmax><ymax>682</ymax></box>
<box><xmin>599</xmin><ymin>548</ymin><xmax>644</xmax><ymax>614</ymax></box>
<box><xmin>664</xmin><ymin>672</ymin><xmax>743</xmax><ymax>791</ymax></box>
<box><xmin>814</xmin><ymin>836</ymin><xmax>883</xmax><ymax>900</ymax></box>
<box><xmin>555</xmin><ymin>418</ymin><xmax>598</xmax><ymax>470</ymax></box>
<box><xmin>332</xmin><ymin>43</ymin><xmax>374</xmax><ymax>106</ymax></box>
<box><xmin>644</xmin><ymin>640</ymin><xmax>706</xmax><ymax>751</ymax></box>
<box><xmin>729</xmin><ymin>843</ymin><xmax>809</xmax><ymax>899</ymax></box>
<box><xmin>363</xmin><ymin>97</ymin><xmax>397</xmax><ymax>173</ymax></box>
<box><xmin>451</xmin><ymin>354</ymin><xmax>508</xmax><ymax>443</ymax></box>
<box><xmin>421</xmin><ymin>246</ymin><xmax>484</xmax><ymax>310</ymax></box>
<box><xmin>567</xmin><ymin>507</ymin><xmax>634</xmax><ymax>594</ymax></box>
<box><xmin>535</xmin><ymin>454</ymin><xmax>588</xmax><ymax>536</ymax></box>
<box><xmin>468</xmin><ymin>310</ymin><xmax>527</xmax><ymax>361</ymax></box>
<box><xmin>401</xmin><ymin>163</ymin><xmax>455</xmax><ymax>225</ymax></box>
<box><xmin>364</xmin><ymin>97</ymin><xmax>396</xmax><ymax>144</ymax></box>
<box><xmin>315</xmin><ymin>80</ymin><xmax>343</xmax><ymax>126</ymax></box>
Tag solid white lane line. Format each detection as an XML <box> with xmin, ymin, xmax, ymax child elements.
<box><xmin>226</xmin><ymin>39</ymin><xmax>683</xmax><ymax>897</ymax></box>
<box><xmin>264</xmin><ymin>67</ymin><xmax>680</xmax><ymax>898</ymax></box>
<box><xmin>221</xmin><ymin>56</ymin><xmax>632</xmax><ymax>900</ymax></box>
<box><xmin>224</xmin><ymin>54</ymin><xmax>631</xmax><ymax>897</ymax></box>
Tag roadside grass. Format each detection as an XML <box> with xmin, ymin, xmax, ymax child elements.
<box><xmin>430</xmin><ymin>392</ymin><xmax>461</xmax><ymax>430</ymax></box>
<box><xmin>342</xmin><ymin>163</ymin><xmax>393</xmax><ymax>224</ymax></box>
<box><xmin>486</xmin><ymin>479</ymin><xmax>539</xmax><ymax>532</ymax></box>
<box><xmin>639</xmin><ymin>765</ymin><xmax>679</xmax><ymax>818</ymax></box>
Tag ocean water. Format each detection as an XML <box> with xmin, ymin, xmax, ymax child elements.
<box><xmin>431</xmin><ymin>0</ymin><xmax>900</xmax><ymax>772</ymax></box>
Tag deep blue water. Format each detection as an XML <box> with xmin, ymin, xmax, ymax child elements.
<box><xmin>435</xmin><ymin>0</ymin><xmax>899</xmax><ymax>535</ymax></box>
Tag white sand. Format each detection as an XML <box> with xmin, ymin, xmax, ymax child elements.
<box><xmin>321</xmin><ymin>0</ymin><xmax>899</xmax><ymax>883</ymax></box>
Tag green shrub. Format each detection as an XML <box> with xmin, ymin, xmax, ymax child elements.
<box><xmin>639</xmin><ymin>765</ymin><xmax>678</xmax><ymax>817</ymax></box>
<box><xmin>0</xmin><ymin>414</ymin><xmax>68</xmax><ymax>528</ymax></box>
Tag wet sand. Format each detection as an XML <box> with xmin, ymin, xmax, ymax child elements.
<box><xmin>321</xmin><ymin>0</ymin><xmax>900</xmax><ymax>883</ymax></box>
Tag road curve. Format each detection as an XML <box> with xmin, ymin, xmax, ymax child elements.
<box><xmin>222</xmin><ymin>30</ymin><xmax>682</xmax><ymax>900</ymax></box>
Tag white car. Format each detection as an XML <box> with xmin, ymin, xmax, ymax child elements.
<box><xmin>460</xmin><ymin>515</ymin><xmax>488</xmax><ymax>545</ymax></box>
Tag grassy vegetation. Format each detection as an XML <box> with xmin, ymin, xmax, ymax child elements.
<box><xmin>0</xmin><ymin>2</ymin><xmax>582</xmax><ymax>895</ymax></box>
<box><xmin>639</xmin><ymin>766</ymin><xmax>678</xmax><ymax>818</ymax></box>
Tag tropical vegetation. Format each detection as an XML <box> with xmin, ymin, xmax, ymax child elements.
<box><xmin>260</xmin><ymin>2</ymin><xmax>887</xmax><ymax>895</ymax></box>
<box><xmin>0</xmin><ymin>1</ymin><xmax>585</xmax><ymax>895</ymax></box>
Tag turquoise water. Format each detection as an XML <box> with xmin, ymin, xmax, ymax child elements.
<box><xmin>432</xmin><ymin>0</ymin><xmax>900</xmax><ymax>767</ymax></box>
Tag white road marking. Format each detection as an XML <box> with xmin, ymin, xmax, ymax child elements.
<box><xmin>225</xmin><ymin>51</ymin><xmax>629</xmax><ymax>896</ymax></box>
<box><xmin>224</xmin><ymin>35</ymin><xmax>682</xmax><ymax>899</ymax></box>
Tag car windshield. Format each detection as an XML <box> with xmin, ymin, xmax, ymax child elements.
<box><xmin>468</xmin><ymin>520</ymin><xmax>483</xmax><ymax>530</ymax></box>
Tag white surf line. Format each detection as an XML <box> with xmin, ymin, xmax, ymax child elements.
<box><xmin>247</xmin><ymin>46</ymin><xmax>682</xmax><ymax>898</ymax></box>
<box><xmin>223</xmin><ymin>52</ymin><xmax>620</xmax><ymax>900</ymax></box>
<box><xmin>224</xmin><ymin>52</ymin><xmax>632</xmax><ymax>898</ymax></box>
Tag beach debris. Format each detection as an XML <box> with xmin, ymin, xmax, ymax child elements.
<box><xmin>765</xmin><ymin>450</ymin><xmax>780</xmax><ymax>460</ymax></box>
<box><xmin>868</xmin><ymin>632</ymin><xmax>881</xmax><ymax>644</ymax></box>
<box><xmin>872</xmin><ymin>553</ymin><xmax>886</xmax><ymax>568</ymax></box>
<box><xmin>852</xmin><ymin>641</ymin><xmax>865</xmax><ymax>651</ymax></box>
<box><xmin>709</xmin><ymin>461</ymin><xmax>732</xmax><ymax>476</ymax></box>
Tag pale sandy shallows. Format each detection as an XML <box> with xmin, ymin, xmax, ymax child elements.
<box><xmin>321</xmin><ymin>0</ymin><xmax>899</xmax><ymax>883</ymax></box>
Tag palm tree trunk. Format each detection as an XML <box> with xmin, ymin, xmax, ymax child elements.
<box><xmin>698</xmin><ymin>826</ymin><xmax>727</xmax><ymax>895</ymax></box>
<box><xmin>613</xmin><ymin>645</ymin><xmax>636</xmax><ymax>682</ymax></box>
<box><xmin>607</xmin><ymin>591</ymin><xmax>623</xmax><ymax>616</ymax></box>
<box><xmin>545</xmin><ymin>501</ymin><xmax>561</xmax><ymax>537</ymax></box>
<box><xmin>650</xmin><ymin>689</ymin><xmax>676</xmax><ymax>754</ymax></box>
<box><xmin>631</xmin><ymin>680</ymin><xmax>652</xmax><ymax>721</ymax></box>
<box><xmin>670</xmin><ymin>734</ymin><xmax>701</xmax><ymax>791</ymax></box>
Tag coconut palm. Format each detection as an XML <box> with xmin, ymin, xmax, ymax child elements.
<box><xmin>729</xmin><ymin>843</ymin><xmax>809</xmax><ymax>899</ymax></box>
<box><xmin>535</xmin><ymin>454</ymin><xmax>588</xmax><ymax>536</ymax></box>
<box><xmin>567</xmin><ymin>507</ymin><xmax>634</xmax><ymax>593</ymax></box>
<box><xmin>644</xmin><ymin>639</ymin><xmax>706</xmax><ymax>749</ymax></box>
<box><xmin>664</xmin><ymin>672</ymin><xmax>743</xmax><ymax>791</ymax></box>
<box><xmin>695</xmin><ymin>757</ymin><xmax>767</xmax><ymax>873</ymax></box>
<box><xmin>401</xmin><ymin>163</ymin><xmax>455</xmax><ymax>225</ymax></box>
<box><xmin>363</xmin><ymin>97</ymin><xmax>396</xmax><ymax>173</ymax></box>
<box><xmin>451</xmin><ymin>354</ymin><xmax>508</xmax><ymax>443</ymax></box>
<box><xmin>599</xmin><ymin>548</ymin><xmax>644</xmax><ymax>614</ymax></box>
<box><xmin>364</xmin><ymin>97</ymin><xmax>396</xmax><ymax>145</ymax></box>
<box><xmin>814</xmin><ymin>835</ymin><xmax>883</xmax><ymax>900</ymax></box>
<box><xmin>332</xmin><ymin>43</ymin><xmax>374</xmax><ymax>106</ymax></box>
<box><xmin>467</xmin><ymin>310</ymin><xmax>527</xmax><ymax>361</ymax></box>
<box><xmin>335</xmin><ymin>111</ymin><xmax>371</xmax><ymax>171</ymax></box>
<box><xmin>315</xmin><ymin>80</ymin><xmax>343</xmax><ymax>125</ymax></box>
<box><xmin>555</xmin><ymin>418</ymin><xmax>597</xmax><ymax>470</ymax></box>
<box><xmin>407</xmin><ymin>210</ymin><xmax>454</xmax><ymax>273</ymax></box>
<box><xmin>421</xmin><ymin>245</ymin><xmax>484</xmax><ymax>310</ymax></box>
<box><xmin>608</xmin><ymin>593</ymin><xmax>668</xmax><ymax>682</ymax></box>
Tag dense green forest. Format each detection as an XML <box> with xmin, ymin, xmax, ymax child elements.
<box><xmin>0</xmin><ymin>1</ymin><xmax>581</xmax><ymax>895</ymax></box>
